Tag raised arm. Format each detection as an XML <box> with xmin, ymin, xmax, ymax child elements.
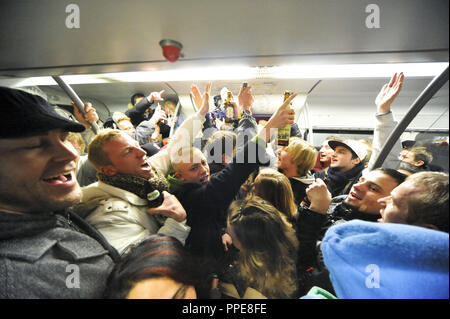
<box><xmin>149</xmin><ymin>84</ymin><xmax>210</xmax><ymax>174</ymax></box>
<box><xmin>236</xmin><ymin>85</ymin><xmax>258</xmax><ymax>148</ymax></box>
<box><xmin>126</xmin><ymin>90</ymin><xmax>165</xmax><ymax>126</ymax></box>
<box><xmin>375</xmin><ymin>72</ymin><xmax>404</xmax><ymax>115</ymax></box>
<box><xmin>369</xmin><ymin>72</ymin><xmax>404</xmax><ymax>170</ymax></box>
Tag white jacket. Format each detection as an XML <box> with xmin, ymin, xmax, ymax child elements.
<box><xmin>82</xmin><ymin>181</ymin><xmax>190</xmax><ymax>255</ymax></box>
<box><xmin>77</xmin><ymin>112</ymin><xmax>204</xmax><ymax>254</ymax></box>
<box><xmin>367</xmin><ymin>111</ymin><xmax>402</xmax><ymax>171</ymax></box>
<box><xmin>148</xmin><ymin>112</ymin><xmax>205</xmax><ymax>175</ymax></box>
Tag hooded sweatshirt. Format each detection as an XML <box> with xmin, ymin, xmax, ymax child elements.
<box><xmin>321</xmin><ymin>220</ymin><xmax>449</xmax><ymax>299</ymax></box>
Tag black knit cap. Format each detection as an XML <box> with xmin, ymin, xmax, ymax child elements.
<box><xmin>1</xmin><ymin>86</ymin><xmax>85</xmax><ymax>138</ymax></box>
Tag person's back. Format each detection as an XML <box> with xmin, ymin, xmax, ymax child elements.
<box><xmin>0</xmin><ymin>86</ymin><xmax>119</xmax><ymax>298</ymax></box>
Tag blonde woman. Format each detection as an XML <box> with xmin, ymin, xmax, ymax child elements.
<box><xmin>275</xmin><ymin>137</ymin><xmax>317</xmax><ymax>205</ymax></box>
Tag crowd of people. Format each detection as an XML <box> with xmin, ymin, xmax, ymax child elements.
<box><xmin>0</xmin><ymin>72</ymin><xmax>448</xmax><ymax>299</ymax></box>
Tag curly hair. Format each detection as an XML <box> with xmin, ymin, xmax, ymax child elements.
<box><xmin>227</xmin><ymin>197</ymin><xmax>299</xmax><ymax>298</ymax></box>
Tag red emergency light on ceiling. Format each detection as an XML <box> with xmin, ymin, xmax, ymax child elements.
<box><xmin>159</xmin><ymin>39</ymin><xmax>183</xmax><ymax>63</ymax></box>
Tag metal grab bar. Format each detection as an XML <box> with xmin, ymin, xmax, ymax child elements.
<box><xmin>52</xmin><ymin>76</ymin><xmax>100</xmax><ymax>134</ymax></box>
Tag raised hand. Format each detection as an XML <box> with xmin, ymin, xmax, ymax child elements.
<box><xmin>375</xmin><ymin>72</ymin><xmax>404</xmax><ymax>114</ymax></box>
<box><xmin>72</xmin><ymin>102</ymin><xmax>99</xmax><ymax>128</ymax></box>
<box><xmin>306</xmin><ymin>178</ymin><xmax>332</xmax><ymax>214</ymax></box>
<box><xmin>238</xmin><ymin>85</ymin><xmax>254</xmax><ymax>112</ymax></box>
<box><xmin>267</xmin><ymin>92</ymin><xmax>297</xmax><ymax>128</ymax></box>
<box><xmin>190</xmin><ymin>84</ymin><xmax>203</xmax><ymax>110</ymax></box>
<box><xmin>148</xmin><ymin>90</ymin><xmax>165</xmax><ymax>103</ymax></box>
<box><xmin>150</xmin><ymin>104</ymin><xmax>167</xmax><ymax>124</ymax></box>
<box><xmin>258</xmin><ymin>92</ymin><xmax>297</xmax><ymax>142</ymax></box>
<box><xmin>190</xmin><ymin>83</ymin><xmax>212</xmax><ymax>116</ymax></box>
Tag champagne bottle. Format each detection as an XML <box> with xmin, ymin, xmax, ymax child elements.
<box><xmin>277</xmin><ymin>90</ymin><xmax>292</xmax><ymax>146</ymax></box>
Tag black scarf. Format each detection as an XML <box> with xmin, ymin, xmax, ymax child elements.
<box><xmin>326</xmin><ymin>162</ymin><xmax>364</xmax><ymax>197</ymax></box>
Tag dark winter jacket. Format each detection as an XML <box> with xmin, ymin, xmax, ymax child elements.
<box><xmin>173</xmin><ymin>139</ymin><xmax>270</xmax><ymax>274</ymax></box>
<box><xmin>294</xmin><ymin>195</ymin><xmax>382</xmax><ymax>295</ymax></box>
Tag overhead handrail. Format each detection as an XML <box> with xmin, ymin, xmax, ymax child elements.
<box><xmin>169</xmin><ymin>100</ymin><xmax>182</xmax><ymax>138</ymax></box>
<box><xmin>52</xmin><ymin>76</ymin><xmax>100</xmax><ymax>134</ymax></box>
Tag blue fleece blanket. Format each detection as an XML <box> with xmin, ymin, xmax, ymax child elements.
<box><xmin>321</xmin><ymin>220</ymin><xmax>449</xmax><ymax>299</ymax></box>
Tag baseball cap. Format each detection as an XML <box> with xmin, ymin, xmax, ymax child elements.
<box><xmin>1</xmin><ymin>86</ymin><xmax>85</xmax><ymax>138</ymax></box>
<box><xmin>328</xmin><ymin>139</ymin><xmax>368</xmax><ymax>161</ymax></box>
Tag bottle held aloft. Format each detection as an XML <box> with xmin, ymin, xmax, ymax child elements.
<box><xmin>277</xmin><ymin>90</ymin><xmax>292</xmax><ymax>147</ymax></box>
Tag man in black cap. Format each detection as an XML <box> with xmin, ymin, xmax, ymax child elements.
<box><xmin>0</xmin><ymin>86</ymin><xmax>119</xmax><ymax>298</ymax></box>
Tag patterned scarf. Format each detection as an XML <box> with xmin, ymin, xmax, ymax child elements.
<box><xmin>97</xmin><ymin>169</ymin><xmax>169</xmax><ymax>202</ymax></box>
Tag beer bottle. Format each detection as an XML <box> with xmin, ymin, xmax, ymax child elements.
<box><xmin>224</xmin><ymin>91</ymin><xmax>235</xmax><ymax>123</ymax></box>
<box><xmin>277</xmin><ymin>90</ymin><xmax>292</xmax><ymax>146</ymax></box>
<box><xmin>147</xmin><ymin>189</ymin><xmax>164</xmax><ymax>208</ymax></box>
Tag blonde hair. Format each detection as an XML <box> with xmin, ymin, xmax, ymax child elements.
<box><xmin>88</xmin><ymin>129</ymin><xmax>123</xmax><ymax>170</ymax></box>
<box><xmin>358</xmin><ymin>139</ymin><xmax>373</xmax><ymax>165</ymax></box>
<box><xmin>284</xmin><ymin>137</ymin><xmax>317</xmax><ymax>177</ymax></box>
<box><xmin>251</xmin><ymin>168</ymin><xmax>297</xmax><ymax>220</ymax></box>
<box><xmin>227</xmin><ymin>198</ymin><xmax>299</xmax><ymax>299</ymax></box>
<box><xmin>67</xmin><ymin>132</ymin><xmax>86</xmax><ymax>155</ymax></box>
<box><xmin>117</xmin><ymin>116</ymin><xmax>132</xmax><ymax>126</ymax></box>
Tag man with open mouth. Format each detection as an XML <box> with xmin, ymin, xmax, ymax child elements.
<box><xmin>0</xmin><ymin>86</ymin><xmax>120</xmax><ymax>298</ymax></box>
<box><xmin>76</xmin><ymin>129</ymin><xmax>191</xmax><ymax>255</ymax></box>
<box><xmin>74</xmin><ymin>85</ymin><xmax>213</xmax><ymax>256</ymax></box>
